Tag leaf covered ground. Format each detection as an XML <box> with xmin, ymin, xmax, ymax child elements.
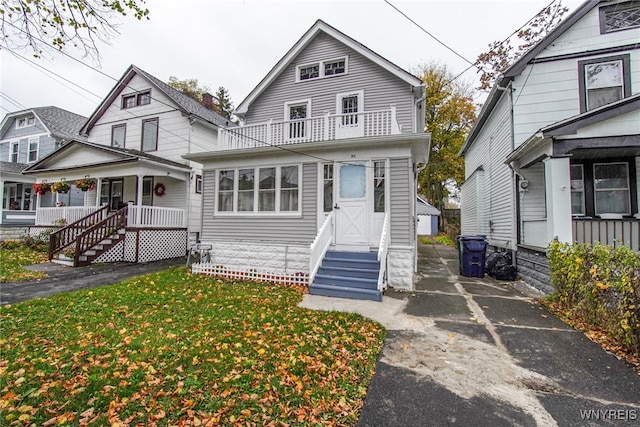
<box><xmin>0</xmin><ymin>242</ymin><xmax>48</xmax><ymax>283</ymax></box>
<box><xmin>0</xmin><ymin>268</ymin><xmax>385</xmax><ymax>426</ymax></box>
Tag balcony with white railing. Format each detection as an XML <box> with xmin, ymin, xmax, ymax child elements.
<box><xmin>220</xmin><ymin>107</ymin><xmax>402</xmax><ymax>150</ymax></box>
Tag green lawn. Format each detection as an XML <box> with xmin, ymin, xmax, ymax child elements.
<box><xmin>0</xmin><ymin>268</ymin><xmax>386</xmax><ymax>425</ymax></box>
<box><xmin>0</xmin><ymin>242</ymin><xmax>48</xmax><ymax>283</ymax></box>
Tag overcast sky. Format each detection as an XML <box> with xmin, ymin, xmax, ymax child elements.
<box><xmin>0</xmin><ymin>0</ymin><xmax>583</xmax><ymax>118</ymax></box>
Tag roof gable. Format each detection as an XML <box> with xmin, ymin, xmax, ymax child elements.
<box><xmin>236</xmin><ymin>19</ymin><xmax>423</xmax><ymax>115</ymax></box>
<box><xmin>81</xmin><ymin>65</ymin><xmax>231</xmax><ymax>134</ymax></box>
<box><xmin>1</xmin><ymin>106</ymin><xmax>87</xmax><ymax>142</ymax></box>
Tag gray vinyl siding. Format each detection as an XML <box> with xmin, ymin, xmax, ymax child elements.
<box><xmin>245</xmin><ymin>32</ymin><xmax>415</xmax><ymax>133</ymax></box>
<box><xmin>389</xmin><ymin>157</ymin><xmax>412</xmax><ymax>246</ymax></box>
<box><xmin>200</xmin><ymin>162</ymin><xmax>318</xmax><ymax>242</ymax></box>
<box><xmin>0</xmin><ymin>135</ymin><xmax>57</xmax><ymax>163</ymax></box>
<box><xmin>1</xmin><ymin>118</ymin><xmax>47</xmax><ymax>140</ymax></box>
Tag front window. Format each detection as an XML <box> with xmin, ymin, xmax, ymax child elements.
<box><xmin>593</xmin><ymin>162</ymin><xmax>630</xmax><ymax>215</ymax></box>
<box><xmin>142</xmin><ymin>177</ymin><xmax>154</xmax><ymax>206</ymax></box>
<box><xmin>287</xmin><ymin>102</ymin><xmax>308</xmax><ymax>139</ymax></box>
<box><xmin>323</xmin><ymin>163</ymin><xmax>333</xmax><ymax>213</ymax></box>
<box><xmin>374</xmin><ymin>160</ymin><xmax>386</xmax><ymax>212</ymax></box>
<box><xmin>570</xmin><ymin>164</ymin><xmax>585</xmax><ymax>216</ymax></box>
<box><xmin>216</xmin><ymin>165</ymin><xmax>300</xmax><ymax>214</ymax></box>
<box><xmin>28</xmin><ymin>139</ymin><xmax>38</xmax><ymax>162</ymax></box>
<box><xmin>122</xmin><ymin>90</ymin><xmax>151</xmax><ymax>109</ymax></box>
<box><xmin>3</xmin><ymin>184</ymin><xmax>32</xmax><ymax>211</ymax></box>
<box><xmin>16</xmin><ymin>116</ymin><xmax>35</xmax><ymax>129</ymax></box>
<box><xmin>579</xmin><ymin>55</ymin><xmax>630</xmax><ymax>112</ymax></box>
<box><xmin>111</xmin><ymin>124</ymin><xmax>126</xmax><ymax>148</ymax></box>
<box><xmin>599</xmin><ymin>1</ymin><xmax>640</xmax><ymax>33</ymax></box>
<box><xmin>142</xmin><ymin>118</ymin><xmax>159</xmax><ymax>152</ymax></box>
<box><xmin>9</xmin><ymin>142</ymin><xmax>18</xmax><ymax>162</ymax></box>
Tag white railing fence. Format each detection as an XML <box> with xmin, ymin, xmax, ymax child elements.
<box><xmin>309</xmin><ymin>211</ymin><xmax>335</xmax><ymax>284</ymax></box>
<box><xmin>127</xmin><ymin>205</ymin><xmax>186</xmax><ymax>228</ymax></box>
<box><xmin>220</xmin><ymin>108</ymin><xmax>401</xmax><ymax>150</ymax></box>
<box><xmin>36</xmin><ymin>206</ymin><xmax>101</xmax><ymax>226</ymax></box>
<box><xmin>377</xmin><ymin>213</ymin><xmax>390</xmax><ymax>291</ymax></box>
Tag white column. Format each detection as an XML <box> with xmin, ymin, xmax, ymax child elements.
<box><xmin>96</xmin><ymin>179</ymin><xmax>103</xmax><ymax>207</ymax></box>
<box><xmin>136</xmin><ymin>175</ymin><xmax>143</xmax><ymax>226</ymax></box>
<box><xmin>543</xmin><ymin>156</ymin><xmax>572</xmax><ymax>243</ymax></box>
<box><xmin>636</xmin><ymin>157</ymin><xmax>640</xmax><ymax>215</ymax></box>
<box><xmin>0</xmin><ymin>179</ymin><xmax>4</xmax><ymax>224</ymax></box>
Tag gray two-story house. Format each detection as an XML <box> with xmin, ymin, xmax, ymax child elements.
<box><xmin>186</xmin><ymin>20</ymin><xmax>431</xmax><ymax>300</ymax></box>
<box><xmin>0</xmin><ymin>107</ymin><xmax>87</xmax><ymax>237</ymax></box>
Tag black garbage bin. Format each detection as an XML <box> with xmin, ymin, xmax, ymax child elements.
<box><xmin>457</xmin><ymin>235</ymin><xmax>488</xmax><ymax>278</ymax></box>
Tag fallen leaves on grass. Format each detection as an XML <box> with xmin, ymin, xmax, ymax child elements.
<box><xmin>0</xmin><ymin>268</ymin><xmax>385</xmax><ymax>425</ymax></box>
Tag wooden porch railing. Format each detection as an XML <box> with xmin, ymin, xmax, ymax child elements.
<box><xmin>72</xmin><ymin>206</ymin><xmax>128</xmax><ymax>266</ymax></box>
<box><xmin>572</xmin><ymin>218</ymin><xmax>640</xmax><ymax>252</ymax></box>
<box><xmin>37</xmin><ymin>206</ymin><xmax>102</xmax><ymax>226</ymax></box>
<box><xmin>49</xmin><ymin>205</ymin><xmax>109</xmax><ymax>260</ymax></box>
<box><xmin>127</xmin><ymin>205</ymin><xmax>186</xmax><ymax>228</ymax></box>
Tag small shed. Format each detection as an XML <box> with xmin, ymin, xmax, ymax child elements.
<box><xmin>417</xmin><ymin>196</ymin><xmax>441</xmax><ymax>236</ymax></box>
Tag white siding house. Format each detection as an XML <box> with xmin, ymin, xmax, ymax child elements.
<box><xmin>23</xmin><ymin>65</ymin><xmax>231</xmax><ymax>265</ymax></box>
<box><xmin>186</xmin><ymin>20</ymin><xmax>431</xmax><ymax>300</ymax></box>
<box><xmin>460</xmin><ymin>0</ymin><xmax>640</xmax><ymax>292</ymax></box>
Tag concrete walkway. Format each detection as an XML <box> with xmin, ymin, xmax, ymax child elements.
<box><xmin>300</xmin><ymin>243</ymin><xmax>640</xmax><ymax>426</ymax></box>
<box><xmin>1</xmin><ymin>257</ymin><xmax>184</xmax><ymax>305</ymax></box>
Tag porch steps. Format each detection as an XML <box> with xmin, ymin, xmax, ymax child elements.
<box><xmin>310</xmin><ymin>251</ymin><xmax>382</xmax><ymax>301</ymax></box>
<box><xmin>51</xmin><ymin>229</ymin><xmax>126</xmax><ymax>267</ymax></box>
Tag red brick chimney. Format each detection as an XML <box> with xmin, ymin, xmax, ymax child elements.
<box><xmin>201</xmin><ymin>92</ymin><xmax>214</xmax><ymax>109</ymax></box>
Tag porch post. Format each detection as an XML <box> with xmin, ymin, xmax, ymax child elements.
<box><xmin>136</xmin><ymin>174</ymin><xmax>143</xmax><ymax>226</ymax></box>
<box><xmin>95</xmin><ymin>179</ymin><xmax>102</xmax><ymax>207</ymax></box>
<box><xmin>543</xmin><ymin>156</ymin><xmax>572</xmax><ymax>243</ymax></box>
<box><xmin>0</xmin><ymin>179</ymin><xmax>4</xmax><ymax>225</ymax></box>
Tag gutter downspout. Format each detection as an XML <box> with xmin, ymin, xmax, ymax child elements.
<box><xmin>185</xmin><ymin>115</ymin><xmax>197</xmax><ymax>234</ymax></box>
<box><xmin>498</xmin><ymin>79</ymin><xmax>518</xmax><ymax>264</ymax></box>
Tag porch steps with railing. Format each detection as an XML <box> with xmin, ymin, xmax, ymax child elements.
<box><xmin>52</xmin><ymin>228</ymin><xmax>126</xmax><ymax>267</ymax></box>
<box><xmin>309</xmin><ymin>251</ymin><xmax>382</xmax><ymax>301</ymax></box>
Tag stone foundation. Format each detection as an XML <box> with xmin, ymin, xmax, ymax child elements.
<box><xmin>516</xmin><ymin>245</ymin><xmax>553</xmax><ymax>294</ymax></box>
<box><xmin>387</xmin><ymin>246</ymin><xmax>415</xmax><ymax>290</ymax></box>
<box><xmin>210</xmin><ymin>241</ymin><xmax>310</xmax><ymax>275</ymax></box>
<box><xmin>0</xmin><ymin>225</ymin><xmax>30</xmax><ymax>241</ymax></box>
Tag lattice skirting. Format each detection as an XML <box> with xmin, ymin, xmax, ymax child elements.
<box><xmin>94</xmin><ymin>228</ymin><xmax>187</xmax><ymax>264</ymax></box>
<box><xmin>191</xmin><ymin>263</ymin><xmax>309</xmax><ymax>286</ymax></box>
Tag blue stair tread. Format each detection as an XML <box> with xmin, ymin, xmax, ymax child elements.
<box><xmin>317</xmin><ymin>266</ymin><xmax>378</xmax><ymax>279</ymax></box>
<box><xmin>314</xmin><ymin>274</ymin><xmax>378</xmax><ymax>290</ymax></box>
<box><xmin>309</xmin><ymin>283</ymin><xmax>382</xmax><ymax>302</ymax></box>
<box><xmin>325</xmin><ymin>251</ymin><xmax>377</xmax><ymax>261</ymax></box>
<box><xmin>323</xmin><ymin>258</ymin><xmax>379</xmax><ymax>269</ymax></box>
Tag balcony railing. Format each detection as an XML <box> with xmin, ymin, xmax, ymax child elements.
<box><xmin>572</xmin><ymin>218</ymin><xmax>640</xmax><ymax>252</ymax></box>
<box><xmin>37</xmin><ymin>206</ymin><xmax>103</xmax><ymax>226</ymax></box>
<box><xmin>220</xmin><ymin>107</ymin><xmax>401</xmax><ymax>150</ymax></box>
<box><xmin>127</xmin><ymin>205</ymin><xmax>186</xmax><ymax>228</ymax></box>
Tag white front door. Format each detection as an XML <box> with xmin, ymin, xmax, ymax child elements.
<box><xmin>335</xmin><ymin>162</ymin><xmax>369</xmax><ymax>249</ymax></box>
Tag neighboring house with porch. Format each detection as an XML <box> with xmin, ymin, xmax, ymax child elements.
<box><xmin>186</xmin><ymin>20</ymin><xmax>430</xmax><ymax>301</ymax></box>
<box><xmin>459</xmin><ymin>0</ymin><xmax>640</xmax><ymax>292</ymax></box>
<box><xmin>23</xmin><ymin>65</ymin><xmax>232</xmax><ymax>265</ymax></box>
<box><xmin>0</xmin><ymin>106</ymin><xmax>87</xmax><ymax>239</ymax></box>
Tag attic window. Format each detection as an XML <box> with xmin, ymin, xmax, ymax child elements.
<box><xmin>296</xmin><ymin>57</ymin><xmax>348</xmax><ymax>82</ymax></box>
<box><xmin>122</xmin><ymin>90</ymin><xmax>151</xmax><ymax>109</ymax></box>
<box><xmin>599</xmin><ymin>1</ymin><xmax>640</xmax><ymax>33</ymax></box>
<box><xmin>16</xmin><ymin>116</ymin><xmax>35</xmax><ymax>129</ymax></box>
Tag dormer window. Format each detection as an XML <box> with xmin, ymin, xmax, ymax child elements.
<box><xmin>599</xmin><ymin>1</ymin><xmax>640</xmax><ymax>33</ymax></box>
<box><xmin>16</xmin><ymin>116</ymin><xmax>35</xmax><ymax>129</ymax></box>
<box><xmin>296</xmin><ymin>57</ymin><xmax>347</xmax><ymax>82</ymax></box>
<box><xmin>122</xmin><ymin>90</ymin><xmax>152</xmax><ymax>109</ymax></box>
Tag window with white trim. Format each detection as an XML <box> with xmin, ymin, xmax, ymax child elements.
<box><xmin>16</xmin><ymin>116</ymin><xmax>35</xmax><ymax>129</ymax></box>
<box><xmin>323</xmin><ymin>163</ymin><xmax>333</xmax><ymax>213</ymax></box>
<box><xmin>578</xmin><ymin>55</ymin><xmax>630</xmax><ymax>112</ymax></box>
<box><xmin>593</xmin><ymin>162</ymin><xmax>630</xmax><ymax>215</ymax></box>
<box><xmin>373</xmin><ymin>160</ymin><xmax>386</xmax><ymax>212</ymax></box>
<box><xmin>195</xmin><ymin>175</ymin><xmax>203</xmax><ymax>194</ymax></box>
<box><xmin>285</xmin><ymin>100</ymin><xmax>310</xmax><ymax>140</ymax></box>
<box><xmin>216</xmin><ymin>165</ymin><xmax>301</xmax><ymax>214</ymax></box>
<box><xmin>296</xmin><ymin>57</ymin><xmax>347</xmax><ymax>82</ymax></box>
<box><xmin>28</xmin><ymin>138</ymin><xmax>38</xmax><ymax>162</ymax></box>
<box><xmin>570</xmin><ymin>164</ymin><xmax>585</xmax><ymax>215</ymax></box>
<box><xmin>9</xmin><ymin>141</ymin><xmax>19</xmax><ymax>162</ymax></box>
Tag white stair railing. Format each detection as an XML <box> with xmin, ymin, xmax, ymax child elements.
<box><xmin>377</xmin><ymin>212</ymin><xmax>390</xmax><ymax>291</ymax></box>
<box><xmin>309</xmin><ymin>211</ymin><xmax>335</xmax><ymax>284</ymax></box>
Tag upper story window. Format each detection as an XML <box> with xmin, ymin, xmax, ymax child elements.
<box><xmin>296</xmin><ymin>57</ymin><xmax>348</xmax><ymax>82</ymax></box>
<box><xmin>578</xmin><ymin>54</ymin><xmax>631</xmax><ymax>112</ymax></box>
<box><xmin>28</xmin><ymin>138</ymin><xmax>38</xmax><ymax>162</ymax></box>
<box><xmin>141</xmin><ymin>118</ymin><xmax>159</xmax><ymax>152</ymax></box>
<box><xmin>122</xmin><ymin>90</ymin><xmax>152</xmax><ymax>109</ymax></box>
<box><xmin>111</xmin><ymin>124</ymin><xmax>126</xmax><ymax>148</ymax></box>
<box><xmin>285</xmin><ymin>99</ymin><xmax>311</xmax><ymax>140</ymax></box>
<box><xmin>216</xmin><ymin>165</ymin><xmax>300</xmax><ymax>214</ymax></box>
<box><xmin>599</xmin><ymin>1</ymin><xmax>640</xmax><ymax>33</ymax></box>
<box><xmin>9</xmin><ymin>141</ymin><xmax>19</xmax><ymax>162</ymax></box>
<box><xmin>16</xmin><ymin>116</ymin><xmax>35</xmax><ymax>129</ymax></box>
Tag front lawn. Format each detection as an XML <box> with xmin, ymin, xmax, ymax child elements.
<box><xmin>0</xmin><ymin>269</ymin><xmax>386</xmax><ymax>425</ymax></box>
<box><xmin>0</xmin><ymin>241</ymin><xmax>48</xmax><ymax>283</ymax></box>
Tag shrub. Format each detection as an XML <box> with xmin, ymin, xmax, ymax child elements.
<box><xmin>547</xmin><ymin>241</ymin><xmax>640</xmax><ymax>355</ymax></box>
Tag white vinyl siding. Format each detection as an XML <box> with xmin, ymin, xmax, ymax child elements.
<box><xmin>244</xmin><ymin>32</ymin><xmax>416</xmax><ymax>134</ymax></box>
